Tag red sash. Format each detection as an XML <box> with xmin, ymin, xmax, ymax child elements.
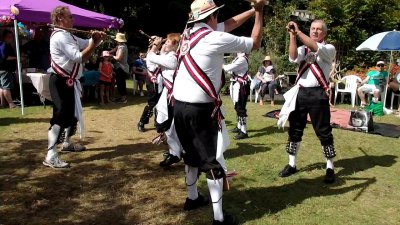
<box><xmin>177</xmin><ymin>27</ymin><xmax>225</xmax><ymax>130</ymax></box>
<box><xmin>232</xmin><ymin>55</ymin><xmax>250</xmax><ymax>84</ymax></box>
<box><xmin>50</xmin><ymin>30</ymin><xmax>80</xmax><ymax>88</ymax></box>
<box><xmin>295</xmin><ymin>47</ymin><xmax>329</xmax><ymax>91</ymax></box>
<box><xmin>148</xmin><ymin>67</ymin><xmax>161</xmax><ymax>83</ymax></box>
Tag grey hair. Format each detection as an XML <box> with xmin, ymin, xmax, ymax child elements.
<box><xmin>312</xmin><ymin>20</ymin><xmax>328</xmax><ymax>32</ymax></box>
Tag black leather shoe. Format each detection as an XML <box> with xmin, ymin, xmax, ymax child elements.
<box><xmin>230</xmin><ymin>127</ymin><xmax>240</xmax><ymax>133</ymax></box>
<box><xmin>159</xmin><ymin>153</ymin><xmax>181</xmax><ymax>167</ymax></box>
<box><xmin>137</xmin><ymin>122</ymin><xmax>145</xmax><ymax>132</ymax></box>
<box><xmin>213</xmin><ymin>214</ymin><xmax>237</xmax><ymax>225</ymax></box>
<box><xmin>183</xmin><ymin>193</ymin><xmax>209</xmax><ymax>211</ymax></box>
<box><xmin>234</xmin><ymin>131</ymin><xmax>248</xmax><ymax>140</ymax></box>
<box><xmin>279</xmin><ymin>164</ymin><xmax>297</xmax><ymax>177</ymax></box>
<box><xmin>324</xmin><ymin>168</ymin><xmax>335</xmax><ymax>184</ymax></box>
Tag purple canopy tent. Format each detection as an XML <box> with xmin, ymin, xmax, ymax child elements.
<box><xmin>0</xmin><ymin>0</ymin><xmax>123</xmax><ymax>114</ymax></box>
<box><xmin>0</xmin><ymin>0</ymin><xmax>123</xmax><ymax>29</ymax></box>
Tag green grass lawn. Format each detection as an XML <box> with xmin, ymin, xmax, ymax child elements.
<box><xmin>0</xmin><ymin>89</ymin><xmax>399</xmax><ymax>225</ymax></box>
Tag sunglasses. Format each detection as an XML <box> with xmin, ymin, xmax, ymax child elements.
<box><xmin>377</xmin><ymin>64</ymin><xmax>384</xmax><ymax>67</ymax></box>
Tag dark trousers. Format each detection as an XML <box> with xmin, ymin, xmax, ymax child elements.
<box><xmin>139</xmin><ymin>84</ymin><xmax>161</xmax><ymax>124</ymax></box>
<box><xmin>235</xmin><ymin>82</ymin><xmax>250</xmax><ymax>117</ymax></box>
<box><xmin>115</xmin><ymin>67</ymin><xmax>128</xmax><ymax>97</ymax></box>
<box><xmin>155</xmin><ymin>104</ymin><xmax>174</xmax><ymax>133</ymax></box>
<box><xmin>174</xmin><ymin>100</ymin><xmax>221</xmax><ymax>172</ymax></box>
<box><xmin>49</xmin><ymin>74</ymin><xmax>77</xmax><ymax>130</ymax></box>
<box><xmin>288</xmin><ymin>87</ymin><xmax>333</xmax><ymax>146</ymax></box>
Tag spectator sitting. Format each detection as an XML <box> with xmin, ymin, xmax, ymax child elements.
<box><xmin>357</xmin><ymin>61</ymin><xmax>388</xmax><ymax>107</ymax></box>
<box><xmin>131</xmin><ymin>51</ymin><xmax>148</xmax><ymax>96</ymax></box>
<box><xmin>81</xmin><ymin>55</ymin><xmax>100</xmax><ymax>101</ymax></box>
<box><xmin>256</xmin><ymin>56</ymin><xmax>278</xmax><ymax>106</ymax></box>
<box><xmin>387</xmin><ymin>72</ymin><xmax>400</xmax><ymax>113</ymax></box>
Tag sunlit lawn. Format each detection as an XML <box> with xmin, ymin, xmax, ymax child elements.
<box><xmin>1</xmin><ymin>84</ymin><xmax>399</xmax><ymax>225</ymax></box>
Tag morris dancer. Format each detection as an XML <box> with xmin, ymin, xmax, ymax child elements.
<box><xmin>278</xmin><ymin>20</ymin><xmax>337</xmax><ymax>183</ymax></box>
<box><xmin>147</xmin><ymin>33</ymin><xmax>183</xmax><ymax>167</ymax></box>
<box><xmin>173</xmin><ymin>0</ymin><xmax>265</xmax><ymax>224</ymax></box>
<box><xmin>137</xmin><ymin>50</ymin><xmax>162</xmax><ymax>132</ymax></box>
<box><xmin>223</xmin><ymin>52</ymin><xmax>250</xmax><ymax>140</ymax></box>
<box><xmin>43</xmin><ymin>6</ymin><xmax>105</xmax><ymax>168</ymax></box>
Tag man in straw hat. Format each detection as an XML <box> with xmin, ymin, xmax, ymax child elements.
<box><xmin>277</xmin><ymin>20</ymin><xmax>337</xmax><ymax>183</ymax></box>
<box><xmin>109</xmin><ymin>33</ymin><xmax>129</xmax><ymax>103</ymax></box>
<box><xmin>44</xmin><ymin>6</ymin><xmax>105</xmax><ymax>168</ymax></box>
<box><xmin>173</xmin><ymin>0</ymin><xmax>266</xmax><ymax>224</ymax></box>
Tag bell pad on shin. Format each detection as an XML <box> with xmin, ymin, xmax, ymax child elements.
<box><xmin>323</xmin><ymin>145</ymin><xmax>336</xmax><ymax>158</ymax></box>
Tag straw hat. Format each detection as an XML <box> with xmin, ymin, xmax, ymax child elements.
<box><xmin>101</xmin><ymin>51</ymin><xmax>111</xmax><ymax>57</ymax></box>
<box><xmin>263</xmin><ymin>56</ymin><xmax>272</xmax><ymax>62</ymax></box>
<box><xmin>114</xmin><ymin>33</ymin><xmax>127</xmax><ymax>43</ymax></box>
<box><xmin>188</xmin><ymin>0</ymin><xmax>224</xmax><ymax>24</ymax></box>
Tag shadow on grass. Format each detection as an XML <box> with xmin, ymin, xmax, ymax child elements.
<box><xmin>0</xmin><ymin>137</ymin><xmax>183</xmax><ymax>225</ymax></box>
<box><xmin>299</xmin><ymin>154</ymin><xmax>398</xmax><ymax>177</ymax></box>
<box><xmin>225</xmin><ymin>142</ymin><xmax>271</xmax><ymax>158</ymax></box>
<box><xmin>223</xmin><ymin>154</ymin><xmax>396</xmax><ymax>223</ymax></box>
<box><xmin>0</xmin><ymin>117</ymin><xmax>49</xmax><ymax>126</ymax></box>
<box><xmin>248</xmin><ymin>125</ymin><xmax>286</xmax><ymax>138</ymax></box>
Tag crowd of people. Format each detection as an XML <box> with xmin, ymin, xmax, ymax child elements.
<box><xmin>1</xmin><ymin>0</ymin><xmax>400</xmax><ymax>224</ymax></box>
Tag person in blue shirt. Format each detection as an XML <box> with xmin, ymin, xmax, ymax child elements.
<box><xmin>357</xmin><ymin>61</ymin><xmax>388</xmax><ymax>107</ymax></box>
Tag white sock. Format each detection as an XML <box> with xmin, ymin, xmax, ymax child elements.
<box><xmin>326</xmin><ymin>158</ymin><xmax>334</xmax><ymax>169</ymax></box>
<box><xmin>62</xmin><ymin>127</ymin><xmax>71</xmax><ymax>147</ymax></box>
<box><xmin>185</xmin><ymin>165</ymin><xmax>198</xmax><ymax>200</ymax></box>
<box><xmin>240</xmin><ymin>117</ymin><xmax>247</xmax><ymax>133</ymax></box>
<box><xmin>207</xmin><ymin>178</ymin><xmax>224</xmax><ymax>222</ymax></box>
<box><xmin>46</xmin><ymin>125</ymin><xmax>61</xmax><ymax>160</ymax></box>
<box><xmin>289</xmin><ymin>155</ymin><xmax>296</xmax><ymax>167</ymax></box>
<box><xmin>288</xmin><ymin>142</ymin><xmax>300</xmax><ymax>167</ymax></box>
<box><xmin>237</xmin><ymin>121</ymin><xmax>241</xmax><ymax>129</ymax></box>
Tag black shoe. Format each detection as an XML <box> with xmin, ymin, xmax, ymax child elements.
<box><xmin>230</xmin><ymin>127</ymin><xmax>240</xmax><ymax>133</ymax></box>
<box><xmin>137</xmin><ymin>122</ymin><xmax>145</xmax><ymax>132</ymax></box>
<box><xmin>183</xmin><ymin>193</ymin><xmax>209</xmax><ymax>211</ymax></box>
<box><xmin>159</xmin><ymin>153</ymin><xmax>181</xmax><ymax>167</ymax></box>
<box><xmin>233</xmin><ymin>131</ymin><xmax>248</xmax><ymax>140</ymax></box>
<box><xmin>279</xmin><ymin>164</ymin><xmax>297</xmax><ymax>177</ymax></box>
<box><xmin>213</xmin><ymin>214</ymin><xmax>237</xmax><ymax>225</ymax></box>
<box><xmin>324</xmin><ymin>168</ymin><xmax>335</xmax><ymax>184</ymax></box>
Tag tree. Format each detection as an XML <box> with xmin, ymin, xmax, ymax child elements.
<box><xmin>309</xmin><ymin>0</ymin><xmax>400</xmax><ymax>69</ymax></box>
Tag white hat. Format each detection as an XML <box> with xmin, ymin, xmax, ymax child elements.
<box><xmin>376</xmin><ymin>61</ymin><xmax>385</xmax><ymax>66</ymax></box>
<box><xmin>187</xmin><ymin>0</ymin><xmax>224</xmax><ymax>24</ymax></box>
<box><xmin>114</xmin><ymin>33</ymin><xmax>127</xmax><ymax>43</ymax></box>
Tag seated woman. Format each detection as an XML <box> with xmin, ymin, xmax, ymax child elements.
<box><xmin>256</xmin><ymin>56</ymin><xmax>278</xmax><ymax>106</ymax></box>
<box><xmin>388</xmin><ymin>72</ymin><xmax>400</xmax><ymax>113</ymax></box>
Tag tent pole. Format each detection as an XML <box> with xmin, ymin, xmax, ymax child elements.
<box><xmin>13</xmin><ymin>19</ymin><xmax>24</xmax><ymax>115</ymax></box>
<box><xmin>383</xmin><ymin>51</ymin><xmax>393</xmax><ymax>109</ymax></box>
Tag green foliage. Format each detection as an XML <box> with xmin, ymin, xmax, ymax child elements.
<box><xmin>309</xmin><ymin>0</ymin><xmax>400</xmax><ymax>69</ymax></box>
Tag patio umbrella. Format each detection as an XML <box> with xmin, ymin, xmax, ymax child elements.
<box><xmin>356</xmin><ymin>30</ymin><xmax>400</xmax><ymax>112</ymax></box>
<box><xmin>356</xmin><ymin>30</ymin><xmax>400</xmax><ymax>51</ymax></box>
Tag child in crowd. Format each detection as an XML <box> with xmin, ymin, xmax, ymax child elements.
<box><xmin>98</xmin><ymin>51</ymin><xmax>114</xmax><ymax>105</ymax></box>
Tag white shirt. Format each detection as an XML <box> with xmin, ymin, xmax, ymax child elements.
<box><xmin>289</xmin><ymin>42</ymin><xmax>336</xmax><ymax>87</ymax></box>
<box><xmin>223</xmin><ymin>55</ymin><xmax>248</xmax><ymax>78</ymax></box>
<box><xmin>50</xmin><ymin>28</ymin><xmax>91</xmax><ymax>79</ymax></box>
<box><xmin>147</xmin><ymin>51</ymin><xmax>177</xmax><ymax>82</ymax></box>
<box><xmin>174</xmin><ymin>23</ymin><xmax>253</xmax><ymax>103</ymax></box>
<box><xmin>262</xmin><ymin>65</ymin><xmax>275</xmax><ymax>82</ymax></box>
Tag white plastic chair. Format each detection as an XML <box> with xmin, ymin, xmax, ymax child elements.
<box><xmin>249</xmin><ymin>76</ymin><xmax>261</xmax><ymax>102</ymax></box>
<box><xmin>132</xmin><ymin>73</ymin><xmax>138</xmax><ymax>95</ymax></box>
<box><xmin>390</xmin><ymin>93</ymin><xmax>400</xmax><ymax>110</ymax></box>
<box><xmin>334</xmin><ymin>75</ymin><xmax>361</xmax><ymax>107</ymax></box>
